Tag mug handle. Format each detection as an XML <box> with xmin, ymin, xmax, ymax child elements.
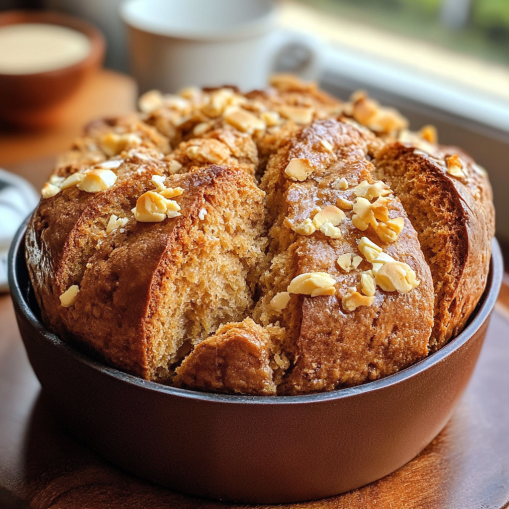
<box><xmin>269</xmin><ymin>29</ymin><xmax>324</xmax><ymax>81</ymax></box>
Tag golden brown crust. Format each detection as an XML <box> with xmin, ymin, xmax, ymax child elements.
<box><xmin>26</xmin><ymin>79</ymin><xmax>494</xmax><ymax>396</ymax></box>
<box><xmin>254</xmin><ymin>119</ymin><xmax>434</xmax><ymax>394</ymax></box>
<box><xmin>374</xmin><ymin>141</ymin><xmax>494</xmax><ymax>350</ymax></box>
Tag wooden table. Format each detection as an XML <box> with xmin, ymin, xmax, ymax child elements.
<box><xmin>1</xmin><ymin>70</ymin><xmax>509</xmax><ymax>509</ymax></box>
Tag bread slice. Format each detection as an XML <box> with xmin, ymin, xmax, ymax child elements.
<box><xmin>373</xmin><ymin>141</ymin><xmax>494</xmax><ymax>350</ymax></box>
<box><xmin>253</xmin><ymin>119</ymin><xmax>434</xmax><ymax>394</ymax></box>
<box><xmin>27</xmin><ymin>164</ymin><xmax>267</xmax><ymax>381</ymax></box>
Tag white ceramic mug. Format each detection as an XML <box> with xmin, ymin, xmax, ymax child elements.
<box><xmin>121</xmin><ymin>0</ymin><xmax>323</xmax><ymax>93</ymax></box>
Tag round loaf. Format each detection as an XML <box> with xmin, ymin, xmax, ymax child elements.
<box><xmin>26</xmin><ymin>78</ymin><xmax>494</xmax><ymax>395</ymax></box>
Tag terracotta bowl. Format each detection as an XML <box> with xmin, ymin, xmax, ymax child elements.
<box><xmin>8</xmin><ymin>219</ymin><xmax>503</xmax><ymax>504</ymax></box>
<box><xmin>0</xmin><ymin>11</ymin><xmax>105</xmax><ymax>129</ymax></box>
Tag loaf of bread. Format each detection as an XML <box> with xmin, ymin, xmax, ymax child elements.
<box><xmin>26</xmin><ymin>75</ymin><xmax>494</xmax><ymax>395</ymax></box>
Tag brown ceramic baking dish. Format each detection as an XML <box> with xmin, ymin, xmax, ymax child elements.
<box><xmin>8</xmin><ymin>219</ymin><xmax>503</xmax><ymax>504</ymax></box>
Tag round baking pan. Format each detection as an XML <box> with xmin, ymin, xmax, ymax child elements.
<box><xmin>8</xmin><ymin>219</ymin><xmax>504</xmax><ymax>504</ymax></box>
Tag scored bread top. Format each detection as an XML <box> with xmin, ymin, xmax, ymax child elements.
<box><xmin>254</xmin><ymin>119</ymin><xmax>434</xmax><ymax>394</ymax></box>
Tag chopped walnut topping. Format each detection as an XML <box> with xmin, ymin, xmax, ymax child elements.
<box><xmin>150</xmin><ymin>174</ymin><xmax>184</xmax><ymax>199</ymax></box>
<box><xmin>375</xmin><ymin>217</ymin><xmax>405</xmax><ymax>243</ymax></box>
<box><xmin>151</xmin><ymin>174</ymin><xmax>166</xmax><ymax>192</ymax></box>
<box><xmin>133</xmin><ymin>191</ymin><xmax>181</xmax><ymax>222</ymax></box>
<box><xmin>193</xmin><ymin>122</ymin><xmax>211</xmax><ymax>136</ymax></box>
<box><xmin>354</xmin><ymin>181</ymin><xmax>371</xmax><ymax>198</ymax></box>
<box><xmin>100</xmin><ymin>132</ymin><xmax>142</xmax><ymax>157</ymax></box>
<box><xmin>261</xmin><ymin>111</ymin><xmax>280</xmax><ymax>127</ymax></box>
<box><xmin>332</xmin><ymin>178</ymin><xmax>349</xmax><ymax>190</ymax></box>
<box><xmin>337</xmin><ymin>253</ymin><xmax>363</xmax><ymax>272</ymax></box>
<box><xmin>179</xmin><ymin>86</ymin><xmax>201</xmax><ymax>101</ymax></box>
<box><xmin>49</xmin><ymin>175</ymin><xmax>65</xmax><ymax>186</ymax></box>
<box><xmin>77</xmin><ymin>169</ymin><xmax>117</xmax><ymax>193</ymax></box>
<box><xmin>353</xmin><ymin>197</ymin><xmax>377</xmax><ymax>228</ymax></box>
<box><xmin>358</xmin><ymin>237</ymin><xmax>383</xmax><ymax>262</ymax></box>
<box><xmin>350</xmin><ymin>91</ymin><xmax>377</xmax><ymax>122</ymax></box>
<box><xmin>337</xmin><ymin>197</ymin><xmax>354</xmax><ymax>210</ymax></box>
<box><xmin>60</xmin><ymin>285</ymin><xmax>79</xmax><ymax>307</ymax></box>
<box><xmin>361</xmin><ymin>272</ymin><xmax>376</xmax><ymax>297</ymax></box>
<box><xmin>224</xmin><ymin>108</ymin><xmax>265</xmax><ymax>134</ymax></box>
<box><xmin>320</xmin><ymin>139</ymin><xmax>334</xmax><ymax>153</ymax></box>
<box><xmin>138</xmin><ymin>90</ymin><xmax>164</xmax><ymax>113</ymax></box>
<box><xmin>370</xmin><ymin>197</ymin><xmax>390</xmax><ymax>222</ymax></box>
<box><xmin>352</xmin><ymin>214</ymin><xmax>369</xmax><ymax>231</ymax></box>
<box><xmin>313</xmin><ymin>206</ymin><xmax>345</xmax><ymax>227</ymax></box>
<box><xmin>291</xmin><ymin>218</ymin><xmax>316</xmax><ymax>236</ymax></box>
<box><xmin>342</xmin><ymin>287</ymin><xmax>375</xmax><ymax>312</ymax></box>
<box><xmin>371</xmin><ymin>251</ymin><xmax>396</xmax><ymax>275</ymax></box>
<box><xmin>366</xmin><ymin>181</ymin><xmax>392</xmax><ymax>200</ymax></box>
<box><xmin>202</xmin><ymin>88</ymin><xmax>234</xmax><ymax>117</ymax></box>
<box><xmin>97</xmin><ymin>159</ymin><xmax>123</xmax><ymax>170</ymax></box>
<box><xmin>270</xmin><ymin>292</ymin><xmax>291</xmax><ymax>312</ymax></box>
<box><xmin>351</xmin><ymin>92</ymin><xmax>407</xmax><ymax>135</ymax></box>
<box><xmin>355</xmin><ymin>181</ymin><xmax>392</xmax><ymax>200</ymax></box>
<box><xmin>168</xmin><ymin>160</ymin><xmax>183</xmax><ymax>174</ymax></box>
<box><xmin>472</xmin><ymin>163</ymin><xmax>487</xmax><ymax>177</ymax></box>
<box><xmin>419</xmin><ymin>125</ymin><xmax>437</xmax><ymax>144</ymax></box>
<box><xmin>287</xmin><ymin>272</ymin><xmax>336</xmax><ymax>297</ymax></box>
<box><xmin>319</xmin><ymin>222</ymin><xmax>342</xmax><ymax>238</ymax></box>
<box><xmin>292</xmin><ymin>206</ymin><xmax>345</xmax><ymax>238</ymax></box>
<box><xmin>164</xmin><ymin>94</ymin><xmax>191</xmax><ymax>111</ymax></box>
<box><xmin>278</xmin><ymin>105</ymin><xmax>314</xmax><ymax>124</ymax></box>
<box><xmin>375</xmin><ymin>261</ymin><xmax>419</xmax><ymax>293</ymax></box>
<box><xmin>41</xmin><ymin>183</ymin><xmax>60</xmax><ymax>199</ymax></box>
<box><xmin>446</xmin><ymin>154</ymin><xmax>467</xmax><ymax>178</ymax></box>
<box><xmin>160</xmin><ymin>186</ymin><xmax>184</xmax><ymax>199</ymax></box>
<box><xmin>106</xmin><ymin>214</ymin><xmax>128</xmax><ymax>234</ymax></box>
<box><xmin>353</xmin><ymin>255</ymin><xmax>363</xmax><ymax>269</ymax></box>
<box><xmin>186</xmin><ymin>139</ymin><xmax>229</xmax><ymax>164</ymax></box>
<box><xmin>284</xmin><ymin>158</ymin><xmax>314</xmax><ymax>181</ymax></box>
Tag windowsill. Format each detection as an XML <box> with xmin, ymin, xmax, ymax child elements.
<box><xmin>280</xmin><ymin>1</ymin><xmax>509</xmax><ymax>133</ymax></box>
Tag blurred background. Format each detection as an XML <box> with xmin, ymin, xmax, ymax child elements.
<box><xmin>0</xmin><ymin>0</ymin><xmax>508</xmax><ymax>290</ymax></box>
